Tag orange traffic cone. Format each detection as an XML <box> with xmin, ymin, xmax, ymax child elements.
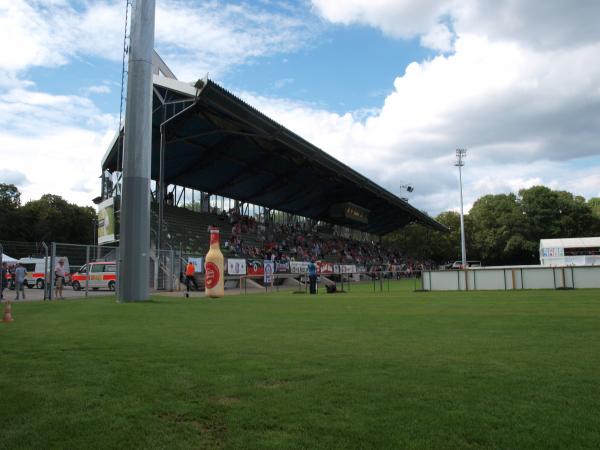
<box><xmin>2</xmin><ymin>301</ymin><xmax>14</xmax><ymax>323</ymax></box>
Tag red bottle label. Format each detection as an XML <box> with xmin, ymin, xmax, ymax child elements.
<box><xmin>205</xmin><ymin>262</ymin><xmax>220</xmax><ymax>289</ymax></box>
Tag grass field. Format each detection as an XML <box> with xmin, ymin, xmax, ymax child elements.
<box><xmin>2</xmin><ymin>280</ymin><xmax>600</xmax><ymax>449</ymax></box>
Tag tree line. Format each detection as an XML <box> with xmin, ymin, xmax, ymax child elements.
<box><xmin>0</xmin><ymin>184</ymin><xmax>96</xmax><ymax>244</ymax></box>
<box><xmin>385</xmin><ymin>186</ymin><xmax>600</xmax><ymax>266</ymax></box>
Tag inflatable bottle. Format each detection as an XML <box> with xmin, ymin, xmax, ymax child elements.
<box><xmin>205</xmin><ymin>227</ymin><xmax>224</xmax><ymax>298</ymax></box>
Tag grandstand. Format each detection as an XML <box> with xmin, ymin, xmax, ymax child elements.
<box><xmin>100</xmin><ymin>59</ymin><xmax>446</xmax><ymax>271</ymax></box>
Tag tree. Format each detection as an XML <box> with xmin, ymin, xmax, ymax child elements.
<box><xmin>0</xmin><ymin>183</ymin><xmax>21</xmax><ymax>209</ymax></box>
<box><xmin>588</xmin><ymin>198</ymin><xmax>600</xmax><ymax>219</ymax></box>
<box><xmin>587</xmin><ymin>198</ymin><xmax>600</xmax><ymax>235</ymax></box>
<box><xmin>384</xmin><ymin>210</ymin><xmax>474</xmax><ymax>266</ymax></box>
<box><xmin>430</xmin><ymin>211</ymin><xmax>471</xmax><ymax>264</ymax></box>
<box><xmin>468</xmin><ymin>193</ymin><xmax>527</xmax><ymax>264</ymax></box>
<box><xmin>19</xmin><ymin>195</ymin><xmax>96</xmax><ymax>243</ymax></box>
<box><xmin>0</xmin><ymin>184</ymin><xmax>22</xmax><ymax>239</ymax></box>
<box><xmin>519</xmin><ymin>186</ymin><xmax>597</xmax><ymax>239</ymax></box>
<box><xmin>385</xmin><ymin>186</ymin><xmax>599</xmax><ymax>266</ymax></box>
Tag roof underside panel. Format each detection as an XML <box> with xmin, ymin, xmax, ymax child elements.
<box><xmin>103</xmin><ymin>78</ymin><xmax>447</xmax><ymax>235</ymax></box>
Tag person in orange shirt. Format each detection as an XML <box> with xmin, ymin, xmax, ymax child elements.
<box><xmin>185</xmin><ymin>260</ymin><xmax>198</xmax><ymax>296</ymax></box>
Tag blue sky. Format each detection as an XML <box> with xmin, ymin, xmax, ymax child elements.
<box><xmin>1</xmin><ymin>0</ymin><xmax>599</xmax><ymax>213</ymax></box>
<box><xmin>221</xmin><ymin>26</ymin><xmax>433</xmax><ymax>114</ymax></box>
<box><xmin>29</xmin><ymin>18</ymin><xmax>432</xmax><ymax>115</ymax></box>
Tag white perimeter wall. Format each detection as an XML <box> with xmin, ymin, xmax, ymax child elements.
<box><xmin>422</xmin><ymin>266</ymin><xmax>600</xmax><ymax>291</ymax></box>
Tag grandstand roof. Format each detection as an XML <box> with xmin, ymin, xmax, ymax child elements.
<box><xmin>102</xmin><ymin>75</ymin><xmax>447</xmax><ymax>235</ymax></box>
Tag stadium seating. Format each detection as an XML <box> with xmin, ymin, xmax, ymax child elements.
<box><xmin>149</xmin><ymin>203</ymin><xmax>429</xmax><ymax>271</ymax></box>
<box><xmin>151</xmin><ymin>203</ymin><xmax>262</xmax><ymax>256</ymax></box>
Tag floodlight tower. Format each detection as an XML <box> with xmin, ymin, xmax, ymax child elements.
<box><xmin>455</xmin><ymin>149</ymin><xmax>467</xmax><ymax>268</ymax></box>
<box><xmin>119</xmin><ymin>0</ymin><xmax>156</xmax><ymax>302</ymax></box>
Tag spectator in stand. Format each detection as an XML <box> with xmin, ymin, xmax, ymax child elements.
<box><xmin>54</xmin><ymin>259</ymin><xmax>66</xmax><ymax>299</ymax></box>
<box><xmin>14</xmin><ymin>263</ymin><xmax>26</xmax><ymax>300</ymax></box>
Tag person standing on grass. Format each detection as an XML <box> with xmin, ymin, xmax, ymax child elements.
<box><xmin>308</xmin><ymin>259</ymin><xmax>317</xmax><ymax>295</ymax></box>
<box><xmin>55</xmin><ymin>259</ymin><xmax>66</xmax><ymax>299</ymax></box>
<box><xmin>185</xmin><ymin>260</ymin><xmax>198</xmax><ymax>296</ymax></box>
<box><xmin>14</xmin><ymin>263</ymin><xmax>26</xmax><ymax>300</ymax></box>
<box><xmin>0</xmin><ymin>262</ymin><xmax>7</xmax><ymax>300</ymax></box>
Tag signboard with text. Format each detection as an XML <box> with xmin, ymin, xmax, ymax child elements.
<box><xmin>264</xmin><ymin>260</ymin><xmax>274</xmax><ymax>284</ymax></box>
<box><xmin>247</xmin><ymin>259</ymin><xmax>264</xmax><ymax>276</ymax></box>
<box><xmin>227</xmin><ymin>258</ymin><xmax>247</xmax><ymax>275</ymax></box>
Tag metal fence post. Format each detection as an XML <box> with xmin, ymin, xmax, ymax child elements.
<box><xmin>115</xmin><ymin>246</ymin><xmax>121</xmax><ymax>300</ymax></box>
<box><xmin>41</xmin><ymin>243</ymin><xmax>49</xmax><ymax>300</ymax></box>
<box><xmin>85</xmin><ymin>245</ymin><xmax>90</xmax><ymax>297</ymax></box>
<box><xmin>49</xmin><ymin>242</ymin><xmax>56</xmax><ymax>300</ymax></box>
<box><xmin>156</xmin><ymin>249</ymin><xmax>160</xmax><ymax>291</ymax></box>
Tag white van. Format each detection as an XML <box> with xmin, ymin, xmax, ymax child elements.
<box><xmin>71</xmin><ymin>261</ymin><xmax>117</xmax><ymax>291</ymax></box>
<box><xmin>18</xmin><ymin>257</ymin><xmax>71</xmax><ymax>289</ymax></box>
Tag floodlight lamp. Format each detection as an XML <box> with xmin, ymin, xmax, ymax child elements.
<box><xmin>454</xmin><ymin>148</ymin><xmax>467</xmax><ymax>166</ymax></box>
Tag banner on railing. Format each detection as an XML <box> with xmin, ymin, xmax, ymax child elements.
<box><xmin>342</xmin><ymin>265</ymin><xmax>357</xmax><ymax>274</ymax></box>
<box><xmin>264</xmin><ymin>260</ymin><xmax>274</xmax><ymax>284</ymax></box>
<box><xmin>332</xmin><ymin>264</ymin><xmax>357</xmax><ymax>274</ymax></box>
<box><xmin>227</xmin><ymin>258</ymin><xmax>246</xmax><ymax>275</ymax></box>
<box><xmin>290</xmin><ymin>261</ymin><xmax>309</xmax><ymax>273</ymax></box>
<box><xmin>318</xmin><ymin>261</ymin><xmax>334</xmax><ymax>274</ymax></box>
<box><xmin>275</xmin><ymin>260</ymin><xmax>290</xmax><ymax>273</ymax></box>
<box><xmin>247</xmin><ymin>259</ymin><xmax>264</xmax><ymax>276</ymax></box>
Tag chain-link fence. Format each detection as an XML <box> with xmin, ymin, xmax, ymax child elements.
<box><xmin>1</xmin><ymin>240</ymin><xmax>50</xmax><ymax>299</ymax></box>
<box><xmin>52</xmin><ymin>243</ymin><xmax>181</xmax><ymax>299</ymax></box>
<box><xmin>50</xmin><ymin>243</ymin><xmax>119</xmax><ymax>299</ymax></box>
<box><xmin>1</xmin><ymin>240</ymin><xmax>184</xmax><ymax>301</ymax></box>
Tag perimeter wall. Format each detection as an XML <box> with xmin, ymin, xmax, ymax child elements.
<box><xmin>422</xmin><ymin>266</ymin><xmax>600</xmax><ymax>291</ymax></box>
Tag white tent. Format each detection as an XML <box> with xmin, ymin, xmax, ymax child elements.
<box><xmin>540</xmin><ymin>237</ymin><xmax>600</xmax><ymax>266</ymax></box>
<box><xmin>1</xmin><ymin>253</ymin><xmax>18</xmax><ymax>263</ymax></box>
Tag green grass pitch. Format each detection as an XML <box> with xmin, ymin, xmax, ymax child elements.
<box><xmin>2</xmin><ymin>280</ymin><xmax>600</xmax><ymax>449</ymax></box>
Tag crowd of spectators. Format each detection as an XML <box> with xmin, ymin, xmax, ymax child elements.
<box><xmin>219</xmin><ymin>216</ymin><xmax>433</xmax><ymax>270</ymax></box>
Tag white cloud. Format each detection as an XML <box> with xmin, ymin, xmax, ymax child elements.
<box><xmin>311</xmin><ymin>0</ymin><xmax>451</xmax><ymax>40</ymax></box>
<box><xmin>453</xmin><ymin>0</ymin><xmax>600</xmax><ymax>50</ymax></box>
<box><xmin>420</xmin><ymin>23</ymin><xmax>454</xmax><ymax>52</ymax></box>
<box><xmin>273</xmin><ymin>78</ymin><xmax>294</xmax><ymax>90</ymax></box>
<box><xmin>82</xmin><ymin>85</ymin><xmax>111</xmax><ymax>95</ymax></box>
<box><xmin>0</xmin><ymin>0</ymin><xmax>318</xmax><ymax>206</ymax></box>
<box><xmin>0</xmin><ymin>85</ymin><xmax>117</xmax><ymax>205</ymax></box>
<box><xmin>238</xmin><ymin>32</ymin><xmax>600</xmax><ymax>213</ymax></box>
<box><xmin>155</xmin><ymin>1</ymin><xmax>318</xmax><ymax>80</ymax></box>
<box><xmin>311</xmin><ymin>0</ymin><xmax>600</xmax><ymax>50</ymax></box>
<box><xmin>0</xmin><ymin>1</ymin><xmax>319</xmax><ymax>81</ymax></box>
<box><xmin>0</xmin><ymin>169</ymin><xmax>29</xmax><ymax>187</ymax></box>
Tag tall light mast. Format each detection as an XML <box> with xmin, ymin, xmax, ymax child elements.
<box><xmin>455</xmin><ymin>149</ymin><xmax>467</xmax><ymax>269</ymax></box>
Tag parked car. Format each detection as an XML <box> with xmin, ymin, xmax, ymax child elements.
<box><xmin>71</xmin><ymin>261</ymin><xmax>116</xmax><ymax>291</ymax></box>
